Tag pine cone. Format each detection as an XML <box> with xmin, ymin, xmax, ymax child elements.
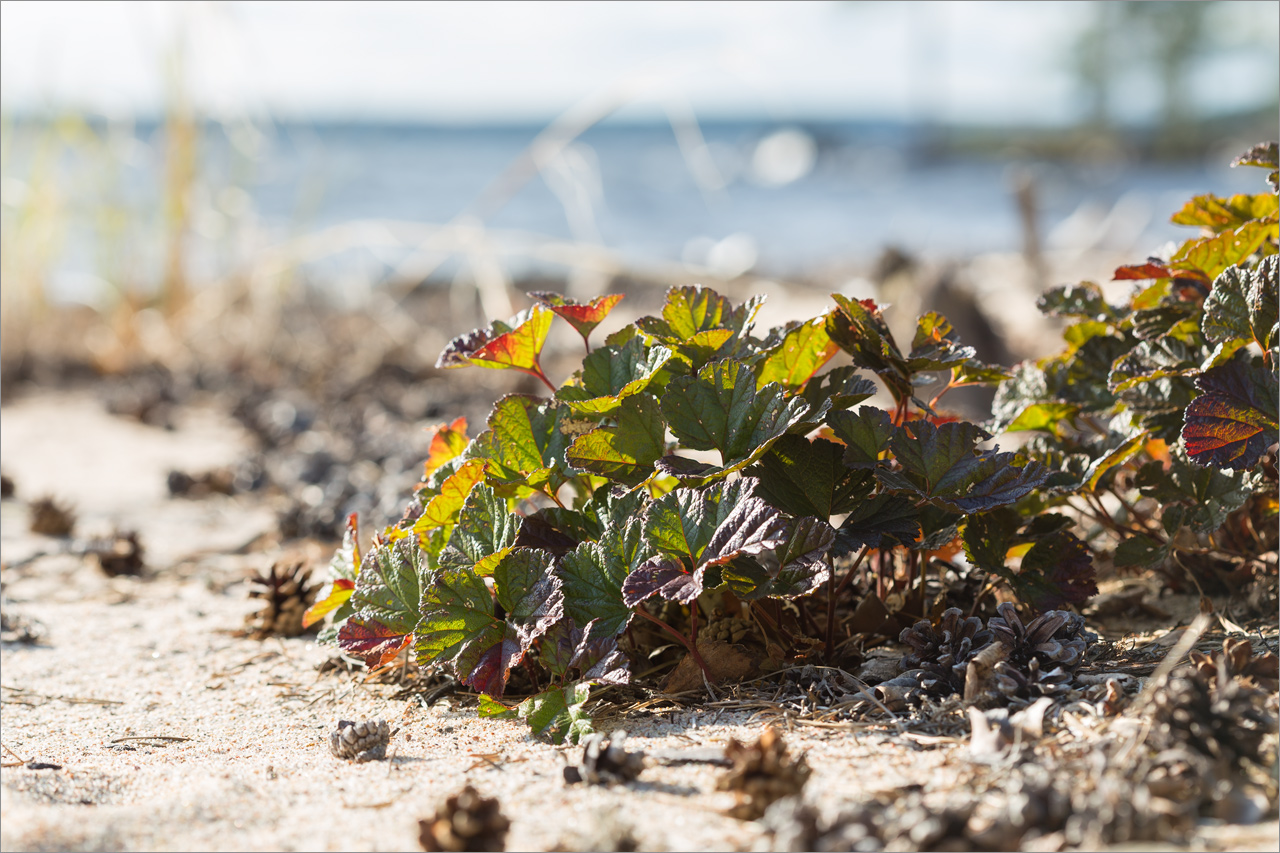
<box><xmin>899</xmin><ymin>607</ymin><xmax>992</xmax><ymax>697</ymax></box>
<box><xmin>245</xmin><ymin>560</ymin><xmax>317</xmax><ymax>638</ymax></box>
<box><xmin>1</xmin><ymin>473</ymin><xmax>14</xmax><ymax>498</ymax></box>
<box><xmin>87</xmin><ymin>530</ymin><xmax>145</xmax><ymax>577</ymax></box>
<box><xmin>29</xmin><ymin>496</ymin><xmax>75</xmax><ymax>537</ymax></box>
<box><xmin>986</xmin><ymin>603</ymin><xmax>1093</xmax><ymax>700</ymax></box>
<box><xmin>718</xmin><ymin>728</ymin><xmax>811</xmax><ymax>820</ymax></box>
<box><xmin>419</xmin><ymin>785</ymin><xmax>510</xmax><ymax>852</ymax></box>
<box><xmin>704</xmin><ymin>616</ymin><xmax>756</xmax><ymax>646</ymax></box>
<box><xmin>328</xmin><ymin>719</ymin><xmax>391</xmax><ymax>762</ymax></box>
<box><xmin>564</xmin><ymin>729</ymin><xmax>645</xmax><ymax>786</ymax></box>
<box><xmin>1183</xmin><ymin>638</ymin><xmax>1279</xmax><ymax>694</ymax></box>
<box><xmin>1152</xmin><ymin>675</ymin><xmax>1276</xmax><ymax>771</ymax></box>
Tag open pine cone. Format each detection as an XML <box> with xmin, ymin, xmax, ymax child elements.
<box><xmin>986</xmin><ymin>603</ymin><xmax>1093</xmax><ymax>700</ymax></box>
<box><xmin>419</xmin><ymin>785</ymin><xmax>509</xmax><ymax>852</ymax></box>
<box><xmin>564</xmin><ymin>729</ymin><xmax>645</xmax><ymax>786</ymax></box>
<box><xmin>718</xmin><ymin>728</ymin><xmax>811</xmax><ymax>820</ymax></box>
<box><xmin>328</xmin><ymin>719</ymin><xmax>391</xmax><ymax>762</ymax></box>
<box><xmin>1153</xmin><ymin>673</ymin><xmax>1277</xmax><ymax>771</ymax></box>
<box><xmin>245</xmin><ymin>560</ymin><xmax>318</xmax><ymax>639</ymax></box>
<box><xmin>29</xmin><ymin>496</ymin><xmax>75</xmax><ymax>537</ymax></box>
<box><xmin>899</xmin><ymin>607</ymin><xmax>992</xmax><ymax>697</ymax></box>
<box><xmin>87</xmin><ymin>529</ymin><xmax>145</xmax><ymax>577</ymax></box>
<box><xmin>1182</xmin><ymin>638</ymin><xmax>1279</xmax><ymax>695</ymax></box>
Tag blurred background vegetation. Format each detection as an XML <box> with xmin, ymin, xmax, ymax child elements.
<box><xmin>1</xmin><ymin>0</ymin><xmax>1277</xmax><ymax>381</ymax></box>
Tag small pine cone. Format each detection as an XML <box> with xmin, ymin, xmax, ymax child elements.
<box><xmin>245</xmin><ymin>560</ymin><xmax>318</xmax><ymax>638</ymax></box>
<box><xmin>419</xmin><ymin>784</ymin><xmax>510</xmax><ymax>852</ymax></box>
<box><xmin>88</xmin><ymin>530</ymin><xmax>145</xmax><ymax>577</ymax></box>
<box><xmin>718</xmin><ymin>728</ymin><xmax>811</xmax><ymax>820</ymax></box>
<box><xmin>328</xmin><ymin>719</ymin><xmax>391</xmax><ymax>762</ymax></box>
<box><xmin>29</xmin><ymin>496</ymin><xmax>75</xmax><ymax>537</ymax></box>
<box><xmin>564</xmin><ymin>729</ymin><xmax>645</xmax><ymax>786</ymax></box>
<box><xmin>899</xmin><ymin>607</ymin><xmax>992</xmax><ymax>697</ymax></box>
<box><xmin>1183</xmin><ymin>638</ymin><xmax>1279</xmax><ymax>695</ymax></box>
<box><xmin>1152</xmin><ymin>675</ymin><xmax>1276</xmax><ymax>771</ymax></box>
<box><xmin>985</xmin><ymin>603</ymin><xmax>1094</xmax><ymax>700</ymax></box>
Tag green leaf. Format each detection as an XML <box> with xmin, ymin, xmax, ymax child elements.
<box><xmin>528</xmin><ymin>291</ymin><xmax>624</xmax><ymax>345</ymax></box>
<box><xmin>493</xmin><ymin>549</ymin><xmax>564</xmax><ymax>653</ymax></box>
<box><xmin>435</xmin><ymin>305</ymin><xmax>555</xmax><ymax>385</ymax></box>
<box><xmin>439</xmin><ymin>484</ymin><xmax>520</xmax><ymax>576</ymax></box>
<box><xmin>637</xmin><ymin>284</ymin><xmax>761</xmax><ymax>342</ymax></box>
<box><xmin>338</xmin><ymin>538</ymin><xmax>426</xmax><ymax>667</ymax></box>
<box><xmin>660</xmin><ymin>360</ymin><xmax>810</xmax><ymax>483</ymax></box>
<box><xmin>564</xmin><ymin>394</ymin><xmax>666</xmax><ymax>487</ymax></box>
<box><xmin>1004</xmin><ymin>402</ymin><xmax>1080</xmax><ymax>436</ymax></box>
<box><xmin>416</xmin><ymin>566</ymin><xmax>507</xmax><ymax>688</ymax></box>
<box><xmin>1171</xmin><ymin>193</ymin><xmax>1279</xmax><ymax>233</ymax></box>
<box><xmin>831</xmin><ymin>493</ymin><xmax>921</xmax><ymax>557</ymax></box>
<box><xmin>467</xmin><ymin>394</ymin><xmax>573</xmax><ymax>494</ymax></box>
<box><xmin>414</xmin><ymin>458</ymin><xmax>487</xmax><ymax>534</ymax></box>
<box><xmin>723</xmin><ymin>515</ymin><xmax>836</xmax><ymax>600</ymax></box>
<box><xmin>515</xmin><ymin>682</ymin><xmax>594</xmax><ymax>744</ymax></box>
<box><xmin>1036</xmin><ymin>282</ymin><xmax>1118</xmax><ymax>320</ymax></box>
<box><xmin>417</xmin><ymin>549</ymin><xmax>563</xmax><ymax>698</ymax></box>
<box><xmin>1082</xmin><ymin>430</ymin><xmax>1149</xmax><ymax>492</ymax></box>
<box><xmin>1182</xmin><ymin>357</ymin><xmax>1279</xmax><ymax>471</ymax></box>
<box><xmin>556</xmin><ymin>337</ymin><xmax>673</xmax><ymax>415</ymax></box>
<box><xmin>827</xmin><ymin>295</ymin><xmax>911</xmax><ymax>401</ymax></box>
<box><xmin>1172</xmin><ymin>219</ymin><xmax>1275</xmax><ymax>281</ymax></box>
<box><xmin>827</xmin><ymin>407</ymin><xmax>896</xmax><ymax>469</ymax></box>
<box><xmin>622</xmin><ymin>478</ymin><xmax>788</xmax><ymax>605</ymax></box>
<box><xmin>961</xmin><ymin>507</ymin><xmax>1022</xmax><ymax>576</ymax></box>
<box><xmin>800</xmin><ymin>366</ymin><xmax>878</xmax><ymax>413</ymax></box>
<box><xmin>749</xmin><ymin>434</ymin><xmax>874</xmax><ymax>518</ymax></box>
<box><xmin>882</xmin><ymin>420</ymin><xmax>990</xmax><ymax>494</ymax></box>
<box><xmin>1107</xmin><ymin>332</ymin><xmax>1204</xmax><ymax>393</ymax></box>
<box><xmin>1014</xmin><ymin>531</ymin><xmax>1097</xmax><ymax>613</ymax></box>
<box><xmin>1231</xmin><ymin>141</ymin><xmax>1279</xmax><ymax>191</ymax></box>
<box><xmin>905</xmin><ymin>312</ymin><xmax>977</xmax><ymax>373</ymax></box>
<box><xmin>1136</xmin><ymin>452</ymin><xmax>1255</xmax><ymax>533</ymax></box>
<box><xmin>755</xmin><ymin>317</ymin><xmax>840</xmax><ymax>391</ymax></box>
<box><xmin>539</xmin><ymin>619</ymin><xmax>630</xmax><ymax>684</ymax></box>
<box><xmin>1203</xmin><ymin>257</ymin><xmax>1278</xmax><ymax>351</ymax></box>
<box><xmin>1113</xmin><ymin>534</ymin><xmax>1171</xmax><ymax>569</ymax></box>
<box><xmin>557</xmin><ymin>519</ymin><xmax>650</xmax><ymax>640</ymax></box>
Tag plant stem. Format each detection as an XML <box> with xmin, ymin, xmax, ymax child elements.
<box><xmin>529</xmin><ymin>363</ymin><xmax>557</xmax><ymax>393</ymax></box>
<box><xmin>826</xmin><ymin>547</ymin><xmax>871</xmax><ymax>658</ymax></box>
<box><xmin>635</xmin><ymin>605</ymin><xmax>712</xmax><ymax>683</ymax></box>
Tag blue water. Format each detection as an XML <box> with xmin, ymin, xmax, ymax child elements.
<box><xmin>240</xmin><ymin>121</ymin><xmax>1262</xmax><ymax>269</ymax></box>
<box><xmin>11</xmin><ymin>119</ymin><xmax>1271</xmax><ymax>299</ymax></box>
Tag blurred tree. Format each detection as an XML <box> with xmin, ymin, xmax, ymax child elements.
<box><xmin>1070</xmin><ymin>0</ymin><xmax>1277</xmax><ymax>141</ymax></box>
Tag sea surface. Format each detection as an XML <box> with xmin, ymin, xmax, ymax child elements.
<box><xmin>5</xmin><ymin>119</ymin><xmax>1267</xmax><ymax>299</ymax></box>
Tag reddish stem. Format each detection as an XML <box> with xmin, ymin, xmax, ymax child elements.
<box><xmin>635</xmin><ymin>606</ymin><xmax>712</xmax><ymax>684</ymax></box>
<box><xmin>527</xmin><ymin>362</ymin><xmax>557</xmax><ymax>393</ymax></box>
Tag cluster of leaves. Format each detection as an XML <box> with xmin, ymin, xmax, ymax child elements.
<box><xmin>992</xmin><ymin>141</ymin><xmax>1278</xmax><ymax>576</ymax></box>
<box><xmin>305</xmin><ymin>142</ymin><xmax>1278</xmax><ymax>742</ymax></box>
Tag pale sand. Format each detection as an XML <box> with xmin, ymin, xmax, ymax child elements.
<box><xmin>2</xmin><ymin>392</ymin><xmax>1276</xmax><ymax>852</ymax></box>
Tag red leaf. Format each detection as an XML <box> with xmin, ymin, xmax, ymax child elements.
<box><xmin>436</xmin><ymin>307</ymin><xmax>555</xmax><ymax>388</ymax></box>
<box><xmin>1182</xmin><ymin>360</ymin><xmax>1278</xmax><ymax>470</ymax></box>
<box><xmin>1114</xmin><ymin>262</ymin><xmax>1174</xmax><ymax>280</ymax></box>
<box><xmin>424</xmin><ymin>416</ymin><xmax>468</xmax><ymax>478</ymax></box>
<box><xmin>301</xmin><ymin>578</ymin><xmax>355</xmax><ymax>629</ymax></box>
<box><xmin>337</xmin><ymin>617</ymin><xmax>412</xmax><ymax>668</ymax></box>
<box><xmin>529</xmin><ymin>291</ymin><xmax>624</xmax><ymax>344</ymax></box>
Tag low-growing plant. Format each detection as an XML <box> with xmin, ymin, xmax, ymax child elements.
<box><xmin>305</xmin><ymin>142</ymin><xmax>1278</xmax><ymax>742</ymax></box>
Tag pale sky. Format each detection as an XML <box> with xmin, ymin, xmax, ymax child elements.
<box><xmin>1</xmin><ymin>0</ymin><xmax>1276</xmax><ymax>124</ymax></box>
